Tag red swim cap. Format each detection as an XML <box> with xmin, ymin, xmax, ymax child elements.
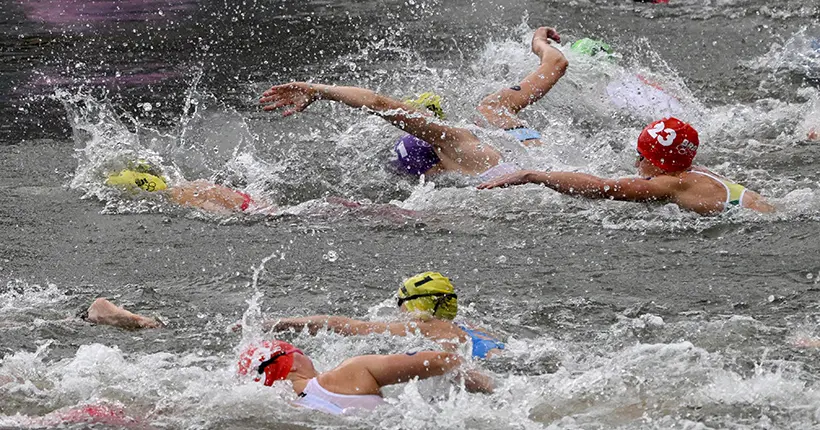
<box><xmin>237</xmin><ymin>340</ymin><xmax>303</xmax><ymax>386</ymax></box>
<box><xmin>637</xmin><ymin>117</ymin><xmax>699</xmax><ymax>172</ymax></box>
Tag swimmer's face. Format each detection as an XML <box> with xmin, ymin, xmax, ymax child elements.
<box><xmin>635</xmin><ymin>152</ymin><xmax>652</xmax><ymax>175</ymax></box>
<box><xmin>635</xmin><ymin>153</ymin><xmax>659</xmax><ymax>176</ymax></box>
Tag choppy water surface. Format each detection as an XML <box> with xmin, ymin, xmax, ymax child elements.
<box><xmin>2</xmin><ymin>0</ymin><xmax>820</xmax><ymax>428</ymax></box>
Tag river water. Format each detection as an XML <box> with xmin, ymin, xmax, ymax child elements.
<box><xmin>1</xmin><ymin>0</ymin><xmax>820</xmax><ymax>428</ymax></box>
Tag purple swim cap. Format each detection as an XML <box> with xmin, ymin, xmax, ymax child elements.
<box><xmin>392</xmin><ymin>135</ymin><xmax>440</xmax><ymax>175</ymax></box>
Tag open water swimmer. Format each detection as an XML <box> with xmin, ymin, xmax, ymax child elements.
<box><xmin>479</xmin><ymin>117</ymin><xmax>776</xmax><ymax>215</ymax></box>
<box><xmin>255</xmin><ymin>272</ymin><xmax>505</xmax><ymax>359</ymax></box>
<box><xmin>104</xmin><ymin>161</ymin><xmax>275</xmax><ymax>215</ymax></box>
<box><xmin>260</xmin><ymin>27</ymin><xmax>567</xmax><ymax>180</ymax></box>
<box><xmin>237</xmin><ymin>339</ymin><xmax>493</xmax><ymax>416</ymax></box>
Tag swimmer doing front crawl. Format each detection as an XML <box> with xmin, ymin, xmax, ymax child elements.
<box><xmin>237</xmin><ymin>338</ymin><xmax>493</xmax><ymax>415</ymax></box>
<box><xmin>478</xmin><ymin>117</ymin><xmax>776</xmax><ymax>215</ymax></box>
<box><xmin>76</xmin><ymin>298</ymin><xmax>494</xmax><ymax>417</ymax></box>
<box><xmin>253</xmin><ymin>272</ymin><xmax>506</xmax><ymax>360</ymax></box>
<box><xmin>104</xmin><ymin>160</ymin><xmax>273</xmax><ymax>214</ymax></box>
<box><xmin>260</xmin><ymin>27</ymin><xmax>568</xmax><ymax>179</ymax></box>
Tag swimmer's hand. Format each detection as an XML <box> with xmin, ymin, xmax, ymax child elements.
<box><xmin>532</xmin><ymin>27</ymin><xmax>561</xmax><ymax>58</ymax></box>
<box><xmin>260</xmin><ymin>82</ymin><xmax>318</xmax><ymax>116</ymax></box>
<box><xmin>477</xmin><ymin>170</ymin><xmax>537</xmax><ymax>190</ymax></box>
<box><xmin>231</xmin><ymin>317</ymin><xmax>304</xmax><ymax>333</ymax></box>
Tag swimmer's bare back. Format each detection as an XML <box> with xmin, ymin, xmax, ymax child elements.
<box><xmin>168</xmin><ymin>180</ymin><xmax>275</xmax><ymax>214</ymax></box>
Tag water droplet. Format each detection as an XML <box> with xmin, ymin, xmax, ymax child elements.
<box><xmin>324</xmin><ymin>251</ymin><xmax>338</xmax><ymax>262</ymax></box>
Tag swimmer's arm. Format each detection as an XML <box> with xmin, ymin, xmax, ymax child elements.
<box><xmin>478</xmin><ymin>28</ymin><xmax>568</xmax><ymax>128</ymax></box>
<box><xmin>478</xmin><ymin>170</ymin><xmax>676</xmax><ymax>202</ymax></box>
<box><xmin>84</xmin><ymin>298</ymin><xmax>163</xmax><ymax>330</ymax></box>
<box><xmin>261</xmin><ymin>82</ymin><xmax>499</xmax><ymax>174</ymax></box>
<box><xmin>364</xmin><ymin>352</ymin><xmax>494</xmax><ymax>393</ymax></box>
<box><xmin>264</xmin><ymin>315</ymin><xmax>413</xmax><ymax>337</ymax></box>
<box><xmin>366</xmin><ymin>352</ymin><xmax>462</xmax><ymax>386</ymax></box>
<box><xmin>260</xmin><ymin>82</ymin><xmax>476</xmax><ymax>148</ymax></box>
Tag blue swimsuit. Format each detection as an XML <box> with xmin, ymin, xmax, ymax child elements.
<box><xmin>457</xmin><ymin>324</ymin><xmax>505</xmax><ymax>359</ymax></box>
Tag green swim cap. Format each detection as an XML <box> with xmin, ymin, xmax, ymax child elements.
<box><xmin>397</xmin><ymin>272</ymin><xmax>458</xmax><ymax>320</ymax></box>
<box><xmin>571</xmin><ymin>38</ymin><xmax>615</xmax><ymax>57</ymax></box>
<box><xmin>405</xmin><ymin>92</ymin><xmax>446</xmax><ymax>120</ymax></box>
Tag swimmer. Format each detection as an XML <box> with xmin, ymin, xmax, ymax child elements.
<box><xmin>78</xmin><ymin>297</ymin><xmax>163</xmax><ymax>330</ymax></box>
<box><xmin>237</xmin><ymin>339</ymin><xmax>493</xmax><ymax>415</ymax></box>
<box><xmin>254</xmin><ymin>272</ymin><xmax>505</xmax><ymax>359</ymax></box>
<box><xmin>478</xmin><ymin>117</ymin><xmax>776</xmax><ymax>215</ymax></box>
<box><xmin>105</xmin><ymin>161</ymin><xmax>273</xmax><ymax>215</ymax></box>
<box><xmin>260</xmin><ymin>27</ymin><xmax>568</xmax><ymax>180</ymax></box>
<box><xmin>570</xmin><ymin>37</ymin><xmax>684</xmax><ymax>120</ymax></box>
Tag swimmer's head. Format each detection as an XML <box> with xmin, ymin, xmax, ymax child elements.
<box><xmin>570</xmin><ymin>38</ymin><xmax>616</xmax><ymax>60</ymax></box>
<box><xmin>397</xmin><ymin>272</ymin><xmax>458</xmax><ymax>320</ymax></box>
<box><xmin>105</xmin><ymin>169</ymin><xmax>168</xmax><ymax>192</ymax></box>
<box><xmin>637</xmin><ymin>117</ymin><xmax>699</xmax><ymax>172</ymax></box>
<box><xmin>389</xmin><ymin>93</ymin><xmax>445</xmax><ymax>176</ymax></box>
<box><xmin>237</xmin><ymin>340</ymin><xmax>304</xmax><ymax>386</ymax></box>
<box><xmin>405</xmin><ymin>92</ymin><xmax>446</xmax><ymax>120</ymax></box>
<box><xmin>392</xmin><ymin>135</ymin><xmax>441</xmax><ymax>176</ymax></box>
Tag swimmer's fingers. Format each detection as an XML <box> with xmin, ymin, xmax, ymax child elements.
<box><xmin>261</xmin><ymin>99</ymin><xmax>291</xmax><ymax>111</ymax></box>
<box><xmin>261</xmin><ymin>89</ymin><xmax>313</xmax><ymax>116</ymax></box>
<box><xmin>261</xmin><ymin>82</ymin><xmax>301</xmax><ymax>97</ymax></box>
<box><xmin>260</xmin><ymin>98</ymin><xmax>310</xmax><ymax>116</ymax></box>
<box><xmin>545</xmin><ymin>27</ymin><xmax>560</xmax><ymax>43</ymax></box>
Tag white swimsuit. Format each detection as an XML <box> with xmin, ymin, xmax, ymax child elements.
<box><xmin>292</xmin><ymin>378</ymin><xmax>386</xmax><ymax>415</ymax></box>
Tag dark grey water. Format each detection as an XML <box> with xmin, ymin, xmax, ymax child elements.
<box><xmin>2</xmin><ymin>0</ymin><xmax>820</xmax><ymax>428</ymax></box>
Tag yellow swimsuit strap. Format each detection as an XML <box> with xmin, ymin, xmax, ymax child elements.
<box><xmin>725</xmin><ymin>181</ymin><xmax>746</xmax><ymax>206</ymax></box>
<box><xmin>689</xmin><ymin>170</ymin><xmax>746</xmax><ymax>208</ymax></box>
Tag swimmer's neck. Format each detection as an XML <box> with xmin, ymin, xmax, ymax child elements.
<box><xmin>287</xmin><ymin>359</ymin><xmax>320</xmax><ymax>392</ymax></box>
<box><xmin>639</xmin><ymin>162</ymin><xmax>690</xmax><ymax>178</ymax></box>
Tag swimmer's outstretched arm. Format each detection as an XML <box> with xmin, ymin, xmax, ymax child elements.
<box><xmin>339</xmin><ymin>351</ymin><xmax>493</xmax><ymax>394</ymax></box>
<box><xmin>82</xmin><ymin>298</ymin><xmax>163</xmax><ymax>330</ymax></box>
<box><xmin>263</xmin><ymin>315</ymin><xmax>415</xmax><ymax>337</ymax></box>
<box><xmin>260</xmin><ymin>83</ymin><xmax>500</xmax><ymax>174</ymax></box>
<box><xmin>477</xmin><ymin>27</ymin><xmax>568</xmax><ymax>134</ymax></box>
<box><xmin>477</xmin><ymin>169</ymin><xmax>678</xmax><ymax>202</ymax></box>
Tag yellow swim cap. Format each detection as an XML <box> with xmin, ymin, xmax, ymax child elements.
<box><xmin>397</xmin><ymin>272</ymin><xmax>458</xmax><ymax>320</ymax></box>
<box><xmin>105</xmin><ymin>169</ymin><xmax>168</xmax><ymax>192</ymax></box>
<box><xmin>405</xmin><ymin>92</ymin><xmax>446</xmax><ymax>120</ymax></box>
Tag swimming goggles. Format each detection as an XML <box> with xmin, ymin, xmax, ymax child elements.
<box><xmin>257</xmin><ymin>348</ymin><xmax>302</xmax><ymax>376</ymax></box>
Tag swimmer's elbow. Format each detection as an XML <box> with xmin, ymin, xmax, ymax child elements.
<box><xmin>554</xmin><ymin>55</ymin><xmax>569</xmax><ymax>75</ymax></box>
